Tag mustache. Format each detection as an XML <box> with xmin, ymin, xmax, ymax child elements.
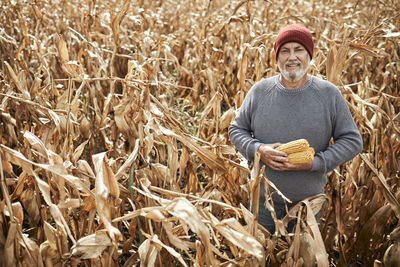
<box><xmin>284</xmin><ymin>60</ymin><xmax>301</xmax><ymax>67</ymax></box>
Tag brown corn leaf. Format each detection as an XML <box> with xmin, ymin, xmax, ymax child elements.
<box><xmin>72</xmin><ymin>140</ymin><xmax>89</xmax><ymax>163</ymax></box>
<box><xmin>138</xmin><ymin>238</ymin><xmax>159</xmax><ymax>267</ymax></box>
<box><xmin>178</xmin><ymin>146</ymin><xmax>190</xmax><ymax>181</ymax></box>
<box><xmin>165</xmin><ymin>197</ymin><xmax>219</xmax><ymax>266</ymax></box>
<box><xmin>23</xmin><ymin>131</ymin><xmax>50</xmax><ymax>161</ymax></box>
<box><xmin>20</xmin><ymin>188</ymin><xmax>40</xmax><ymax>225</ymax></box>
<box><xmin>11</xmin><ymin>202</ymin><xmax>24</xmax><ymax>225</ymax></box>
<box><xmin>113</xmin><ymin>206</ymin><xmax>166</xmax><ymax>223</ymax></box>
<box><xmin>40</xmin><ymin>241</ymin><xmax>60</xmax><ymax>267</ymax></box>
<box><xmin>153</xmin><ymin>122</ymin><xmax>226</xmax><ymax>173</ymax></box>
<box><xmin>43</xmin><ymin>222</ymin><xmax>58</xmax><ymax>251</ymax></box>
<box><xmin>4</xmin><ymin>222</ymin><xmax>18</xmax><ymax>266</ymax></box>
<box><xmin>209</xmin><ymin>213</ymin><xmax>264</xmax><ymax>263</ymax></box>
<box><xmin>57</xmin><ymin>37</ymin><xmax>69</xmax><ymax>62</ymax></box>
<box><xmin>71</xmin><ymin>230</ymin><xmax>113</xmax><ymax>259</ymax></box>
<box><xmin>145</xmin><ymin>234</ymin><xmax>188</xmax><ymax>267</ymax></box>
<box><xmin>326</xmin><ymin>41</ymin><xmax>349</xmax><ymax>85</ymax></box>
<box><xmin>110</xmin><ymin>0</ymin><xmax>130</xmax><ymax>45</ymax></box>
<box><xmin>303</xmin><ymin>200</ymin><xmax>329</xmax><ymax>267</ymax></box>
<box><xmin>219</xmin><ymin>108</ymin><xmax>236</xmax><ymax>130</ymax></box>
<box><xmin>0</xmin><ymin>145</ymin><xmax>53</xmax><ymax>205</ymax></box>
<box><xmin>114</xmin><ymin>99</ymin><xmax>132</xmax><ymax>135</ymax></box>
<box><xmin>163</xmin><ymin>221</ymin><xmax>195</xmax><ymax>251</ymax></box>
<box><xmin>92</xmin><ymin>152</ymin><xmax>122</xmax><ymax>242</ymax></box>
<box><xmin>4</xmin><ymin>61</ymin><xmax>31</xmax><ymax>99</ymax></box>
<box><xmin>361</xmin><ymin>153</ymin><xmax>400</xmax><ymax>218</ymax></box>
<box><xmin>237</xmin><ymin>43</ymin><xmax>250</xmax><ymax>91</ymax></box>
<box><xmin>115</xmin><ymin>138</ymin><xmax>140</xmax><ymax>180</ymax></box>
<box><xmin>49</xmin><ymin>204</ymin><xmax>76</xmax><ymax>246</ymax></box>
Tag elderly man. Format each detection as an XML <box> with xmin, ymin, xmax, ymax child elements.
<box><xmin>228</xmin><ymin>24</ymin><xmax>363</xmax><ymax>234</ymax></box>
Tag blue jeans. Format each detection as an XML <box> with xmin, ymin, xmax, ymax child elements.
<box><xmin>257</xmin><ymin>201</ymin><xmax>296</xmax><ymax>234</ymax></box>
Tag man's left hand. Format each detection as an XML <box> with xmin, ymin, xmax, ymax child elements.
<box><xmin>279</xmin><ymin>161</ymin><xmax>312</xmax><ymax>171</ymax></box>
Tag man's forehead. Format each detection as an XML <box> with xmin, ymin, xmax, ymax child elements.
<box><xmin>280</xmin><ymin>42</ymin><xmax>305</xmax><ymax>49</ymax></box>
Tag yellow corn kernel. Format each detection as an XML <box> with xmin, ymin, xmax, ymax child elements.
<box><xmin>288</xmin><ymin>147</ymin><xmax>315</xmax><ymax>164</ymax></box>
<box><xmin>276</xmin><ymin>139</ymin><xmax>310</xmax><ymax>154</ymax></box>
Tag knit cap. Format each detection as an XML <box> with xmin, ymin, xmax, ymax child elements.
<box><xmin>274</xmin><ymin>24</ymin><xmax>314</xmax><ymax>59</ymax></box>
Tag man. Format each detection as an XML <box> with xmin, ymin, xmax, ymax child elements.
<box><xmin>228</xmin><ymin>24</ymin><xmax>363</xmax><ymax>234</ymax></box>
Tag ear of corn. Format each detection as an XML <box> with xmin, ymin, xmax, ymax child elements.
<box><xmin>288</xmin><ymin>147</ymin><xmax>315</xmax><ymax>164</ymax></box>
<box><xmin>276</xmin><ymin>138</ymin><xmax>310</xmax><ymax>154</ymax></box>
<box><xmin>276</xmin><ymin>139</ymin><xmax>315</xmax><ymax>164</ymax></box>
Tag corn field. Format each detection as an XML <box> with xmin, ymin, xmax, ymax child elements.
<box><xmin>0</xmin><ymin>0</ymin><xmax>399</xmax><ymax>266</ymax></box>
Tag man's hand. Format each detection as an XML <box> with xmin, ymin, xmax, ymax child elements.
<box><xmin>257</xmin><ymin>143</ymin><xmax>287</xmax><ymax>170</ymax></box>
<box><xmin>258</xmin><ymin>143</ymin><xmax>312</xmax><ymax>171</ymax></box>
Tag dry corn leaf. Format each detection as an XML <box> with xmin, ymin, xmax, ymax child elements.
<box><xmin>72</xmin><ymin>140</ymin><xmax>89</xmax><ymax>163</ymax></box>
<box><xmin>237</xmin><ymin>43</ymin><xmax>250</xmax><ymax>91</ymax></box>
<box><xmin>165</xmin><ymin>197</ymin><xmax>219</xmax><ymax>266</ymax></box>
<box><xmin>138</xmin><ymin>238</ymin><xmax>159</xmax><ymax>267</ymax></box>
<box><xmin>10</xmin><ymin>202</ymin><xmax>24</xmax><ymax>224</ymax></box>
<box><xmin>361</xmin><ymin>153</ymin><xmax>400</xmax><ymax>218</ymax></box>
<box><xmin>3</xmin><ymin>141</ymin><xmax>91</xmax><ymax>197</ymax></box>
<box><xmin>115</xmin><ymin>138</ymin><xmax>140</xmax><ymax>180</ymax></box>
<box><xmin>219</xmin><ymin>108</ymin><xmax>236</xmax><ymax>130</ymax></box>
<box><xmin>303</xmin><ymin>200</ymin><xmax>329</xmax><ymax>267</ymax></box>
<box><xmin>209</xmin><ymin>214</ymin><xmax>264</xmax><ymax>263</ymax></box>
<box><xmin>146</xmin><ymin>234</ymin><xmax>188</xmax><ymax>267</ymax></box>
<box><xmin>92</xmin><ymin>152</ymin><xmax>122</xmax><ymax>242</ymax></box>
<box><xmin>20</xmin><ymin>188</ymin><xmax>40</xmax><ymax>225</ymax></box>
<box><xmin>4</xmin><ymin>61</ymin><xmax>31</xmax><ymax>99</ymax></box>
<box><xmin>110</xmin><ymin>0</ymin><xmax>130</xmax><ymax>45</ymax></box>
<box><xmin>4</xmin><ymin>222</ymin><xmax>18</xmax><ymax>266</ymax></box>
<box><xmin>114</xmin><ymin>99</ymin><xmax>132</xmax><ymax>135</ymax></box>
<box><xmin>113</xmin><ymin>206</ymin><xmax>166</xmax><ymax>223</ymax></box>
<box><xmin>57</xmin><ymin>37</ymin><xmax>69</xmax><ymax>62</ymax></box>
<box><xmin>163</xmin><ymin>221</ymin><xmax>195</xmax><ymax>251</ymax></box>
<box><xmin>326</xmin><ymin>41</ymin><xmax>349</xmax><ymax>85</ymax></box>
<box><xmin>71</xmin><ymin>230</ymin><xmax>113</xmax><ymax>259</ymax></box>
<box><xmin>43</xmin><ymin>221</ymin><xmax>59</xmax><ymax>251</ymax></box>
<box><xmin>23</xmin><ymin>131</ymin><xmax>50</xmax><ymax>161</ymax></box>
<box><xmin>40</xmin><ymin>241</ymin><xmax>60</xmax><ymax>267</ymax></box>
<box><xmin>153</xmin><ymin>122</ymin><xmax>226</xmax><ymax>173</ymax></box>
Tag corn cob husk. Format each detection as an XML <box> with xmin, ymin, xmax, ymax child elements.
<box><xmin>287</xmin><ymin>147</ymin><xmax>315</xmax><ymax>164</ymax></box>
<box><xmin>276</xmin><ymin>139</ymin><xmax>310</xmax><ymax>154</ymax></box>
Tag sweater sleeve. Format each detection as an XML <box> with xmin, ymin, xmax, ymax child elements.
<box><xmin>311</xmin><ymin>90</ymin><xmax>363</xmax><ymax>173</ymax></box>
<box><xmin>228</xmin><ymin>86</ymin><xmax>263</xmax><ymax>162</ymax></box>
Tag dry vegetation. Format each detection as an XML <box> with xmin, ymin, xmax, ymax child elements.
<box><xmin>0</xmin><ymin>0</ymin><xmax>399</xmax><ymax>266</ymax></box>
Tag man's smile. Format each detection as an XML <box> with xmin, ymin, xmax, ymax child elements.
<box><xmin>285</xmin><ymin>61</ymin><xmax>301</xmax><ymax>69</ymax></box>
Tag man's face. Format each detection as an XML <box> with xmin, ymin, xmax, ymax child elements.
<box><xmin>277</xmin><ymin>42</ymin><xmax>311</xmax><ymax>83</ymax></box>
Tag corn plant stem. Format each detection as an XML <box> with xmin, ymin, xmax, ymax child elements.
<box><xmin>0</xmin><ymin>154</ymin><xmax>14</xmax><ymax>221</ymax></box>
<box><xmin>0</xmin><ymin>154</ymin><xmax>36</xmax><ymax>264</ymax></box>
<box><xmin>62</xmin><ymin>77</ymin><xmax>72</xmax><ymax>159</ymax></box>
<box><xmin>128</xmin><ymin>165</ymin><xmax>142</xmax><ymax>244</ymax></box>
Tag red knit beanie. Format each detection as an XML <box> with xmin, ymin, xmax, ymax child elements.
<box><xmin>274</xmin><ymin>24</ymin><xmax>314</xmax><ymax>59</ymax></box>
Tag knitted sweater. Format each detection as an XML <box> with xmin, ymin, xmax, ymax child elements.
<box><xmin>228</xmin><ymin>75</ymin><xmax>363</xmax><ymax>203</ymax></box>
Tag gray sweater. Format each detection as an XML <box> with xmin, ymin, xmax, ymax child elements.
<box><xmin>228</xmin><ymin>75</ymin><xmax>363</xmax><ymax>203</ymax></box>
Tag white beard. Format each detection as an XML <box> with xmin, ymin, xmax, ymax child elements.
<box><xmin>278</xmin><ymin>57</ymin><xmax>311</xmax><ymax>82</ymax></box>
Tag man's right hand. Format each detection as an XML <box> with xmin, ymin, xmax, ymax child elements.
<box><xmin>258</xmin><ymin>143</ymin><xmax>289</xmax><ymax>170</ymax></box>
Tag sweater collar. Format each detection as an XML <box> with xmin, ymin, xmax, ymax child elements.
<box><xmin>275</xmin><ymin>74</ymin><xmax>313</xmax><ymax>93</ymax></box>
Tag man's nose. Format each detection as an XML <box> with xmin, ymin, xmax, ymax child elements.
<box><xmin>288</xmin><ymin>50</ymin><xmax>297</xmax><ymax>60</ymax></box>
